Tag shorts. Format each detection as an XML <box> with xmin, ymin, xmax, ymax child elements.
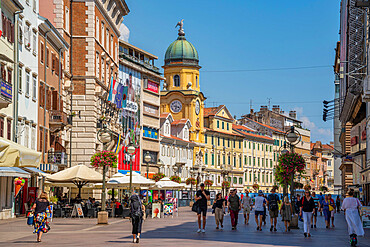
<box><xmin>331</xmin><ymin>210</ymin><xmax>335</xmax><ymax>217</ymax></box>
<box><xmin>269</xmin><ymin>209</ymin><xmax>279</xmax><ymax>218</ymax></box>
<box><xmin>197</xmin><ymin>206</ymin><xmax>207</xmax><ymax>216</ymax></box>
<box><xmin>255</xmin><ymin>210</ymin><xmax>264</xmax><ymax>216</ymax></box>
<box><xmin>313</xmin><ymin>209</ymin><xmax>317</xmax><ymax>217</ymax></box>
<box><xmin>243</xmin><ymin>206</ymin><xmax>251</xmax><ymax>214</ymax></box>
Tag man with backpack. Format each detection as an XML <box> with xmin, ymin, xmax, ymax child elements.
<box><xmin>267</xmin><ymin>189</ymin><xmax>280</xmax><ymax>232</ymax></box>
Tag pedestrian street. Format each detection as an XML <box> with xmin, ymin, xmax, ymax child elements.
<box><xmin>0</xmin><ymin>208</ymin><xmax>369</xmax><ymax>247</ymax></box>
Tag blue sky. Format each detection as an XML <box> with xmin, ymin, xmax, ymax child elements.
<box><xmin>124</xmin><ymin>0</ymin><xmax>340</xmax><ymax>144</ymax></box>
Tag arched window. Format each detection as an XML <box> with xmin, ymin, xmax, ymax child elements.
<box><xmin>173</xmin><ymin>75</ymin><xmax>180</xmax><ymax>87</ymax></box>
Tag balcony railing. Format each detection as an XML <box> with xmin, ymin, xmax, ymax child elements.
<box><xmin>49</xmin><ymin>110</ymin><xmax>68</xmax><ymax>125</ymax></box>
<box><xmin>119</xmin><ymin>52</ymin><xmax>160</xmax><ymax>73</ymax></box>
<box><xmin>47</xmin><ymin>151</ymin><xmax>68</xmax><ymax>166</ymax></box>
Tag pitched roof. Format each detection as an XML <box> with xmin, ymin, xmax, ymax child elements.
<box><xmin>322</xmin><ymin>144</ymin><xmax>334</xmax><ymax>150</ymax></box>
<box><xmin>204</xmin><ymin>105</ymin><xmax>224</xmax><ymax>117</ymax></box>
<box><xmin>243</xmin><ymin>117</ymin><xmax>285</xmax><ymax>134</ymax></box>
<box><xmin>172</xmin><ymin>119</ymin><xmax>189</xmax><ymax>125</ymax></box>
<box><xmin>160</xmin><ymin>113</ymin><xmax>170</xmax><ymax>119</ymax></box>
<box><xmin>232</xmin><ymin>124</ymin><xmax>273</xmax><ymax>141</ymax></box>
<box><xmin>160</xmin><ymin>134</ymin><xmax>193</xmax><ymax>144</ymax></box>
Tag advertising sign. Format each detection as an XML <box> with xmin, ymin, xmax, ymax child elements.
<box><xmin>180</xmin><ymin>191</ymin><xmax>189</xmax><ymax>200</ymax></box>
<box><xmin>146</xmin><ymin>80</ymin><xmax>159</xmax><ymax>93</ymax></box>
<box><xmin>152</xmin><ymin>203</ymin><xmax>161</xmax><ymax>218</ymax></box>
<box><xmin>143</xmin><ymin>103</ymin><xmax>159</xmax><ymax>116</ymax></box>
<box><xmin>1</xmin><ymin>79</ymin><xmax>12</xmax><ymax>100</ymax></box>
<box><xmin>164</xmin><ymin>203</ymin><xmax>174</xmax><ymax>216</ymax></box>
<box><xmin>362</xmin><ymin>206</ymin><xmax>370</xmax><ymax>228</ymax></box>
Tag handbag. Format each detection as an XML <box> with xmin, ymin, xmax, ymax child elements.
<box><xmin>329</xmin><ymin>205</ymin><xmax>334</xmax><ymax>212</ymax></box>
<box><xmin>27</xmin><ymin>212</ymin><xmax>34</xmax><ymax>225</ymax></box>
<box><xmin>192</xmin><ymin>201</ymin><xmax>199</xmax><ymax>213</ymax></box>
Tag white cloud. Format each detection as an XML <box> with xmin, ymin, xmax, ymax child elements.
<box><xmin>297</xmin><ymin>109</ymin><xmax>332</xmax><ymax>143</ymax></box>
<box><xmin>119</xmin><ymin>23</ymin><xmax>130</xmax><ymax>42</ymax></box>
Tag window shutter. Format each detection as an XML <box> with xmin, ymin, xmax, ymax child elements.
<box><xmin>52</xmin><ymin>90</ymin><xmax>58</xmax><ymax>110</ymax></box>
<box><xmin>10</xmin><ymin>23</ymin><xmax>14</xmax><ymax>43</ymax></box>
<box><xmin>59</xmin><ymin>97</ymin><xmax>63</xmax><ymax>111</ymax></box>
<box><xmin>40</xmin><ymin>45</ymin><xmax>44</xmax><ymax>63</ymax></box>
<box><xmin>47</xmin><ymin>89</ymin><xmax>52</xmax><ymax>110</ymax></box>
<box><xmin>39</xmin><ymin>84</ymin><xmax>44</xmax><ymax>107</ymax></box>
<box><xmin>1</xmin><ymin>14</ymin><xmax>5</xmax><ymax>37</ymax></box>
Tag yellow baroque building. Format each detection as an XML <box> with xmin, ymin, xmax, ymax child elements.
<box><xmin>160</xmin><ymin>23</ymin><xmax>206</xmax><ymax>171</ymax></box>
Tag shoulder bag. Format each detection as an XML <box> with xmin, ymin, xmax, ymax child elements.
<box><xmin>192</xmin><ymin>201</ymin><xmax>199</xmax><ymax>213</ymax></box>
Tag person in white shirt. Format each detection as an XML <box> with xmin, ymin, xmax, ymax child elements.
<box><xmin>242</xmin><ymin>190</ymin><xmax>252</xmax><ymax>225</ymax></box>
<box><xmin>341</xmin><ymin>189</ymin><xmax>364</xmax><ymax>246</ymax></box>
<box><xmin>253</xmin><ymin>190</ymin><xmax>266</xmax><ymax>231</ymax></box>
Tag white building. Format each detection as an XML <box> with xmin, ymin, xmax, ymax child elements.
<box><xmin>15</xmin><ymin>0</ymin><xmax>39</xmax><ymax>149</ymax></box>
<box><xmin>159</xmin><ymin>113</ymin><xmax>195</xmax><ymax>183</ymax></box>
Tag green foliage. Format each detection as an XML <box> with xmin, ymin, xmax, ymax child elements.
<box><xmin>275</xmin><ymin>152</ymin><xmax>306</xmax><ymax>187</ymax></box>
<box><xmin>90</xmin><ymin>150</ymin><xmax>118</xmax><ymax>168</ymax></box>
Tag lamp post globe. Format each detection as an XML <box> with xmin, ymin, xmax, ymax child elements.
<box><xmin>144</xmin><ymin>153</ymin><xmax>151</xmax><ymax>163</ymax></box>
<box><xmin>127</xmin><ymin>145</ymin><xmax>136</xmax><ymax>154</ymax></box>
<box><xmin>286</xmin><ymin>131</ymin><xmax>298</xmax><ymax>144</ymax></box>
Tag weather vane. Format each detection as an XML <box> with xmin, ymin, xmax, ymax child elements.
<box><xmin>175</xmin><ymin>19</ymin><xmax>185</xmax><ymax>36</ymax></box>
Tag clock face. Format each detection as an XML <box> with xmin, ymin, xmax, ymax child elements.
<box><xmin>170</xmin><ymin>100</ymin><xmax>182</xmax><ymax>113</ymax></box>
<box><xmin>195</xmin><ymin>100</ymin><xmax>200</xmax><ymax>115</ymax></box>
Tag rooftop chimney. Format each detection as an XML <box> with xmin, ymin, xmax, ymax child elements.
<box><xmin>272</xmin><ymin>105</ymin><xmax>280</xmax><ymax>113</ymax></box>
<box><xmin>289</xmin><ymin>110</ymin><xmax>297</xmax><ymax>119</ymax></box>
<box><xmin>260</xmin><ymin>106</ymin><xmax>268</xmax><ymax>112</ymax></box>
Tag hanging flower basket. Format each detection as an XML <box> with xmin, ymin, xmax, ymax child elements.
<box><xmin>90</xmin><ymin>150</ymin><xmax>117</xmax><ymax>168</ymax></box>
<box><xmin>185</xmin><ymin>177</ymin><xmax>196</xmax><ymax>185</ymax></box>
<box><xmin>204</xmin><ymin>179</ymin><xmax>213</xmax><ymax>187</ymax></box>
<box><xmin>320</xmin><ymin>186</ymin><xmax>328</xmax><ymax>192</ymax></box>
<box><xmin>170</xmin><ymin>175</ymin><xmax>181</xmax><ymax>183</ymax></box>
<box><xmin>252</xmin><ymin>184</ymin><xmax>259</xmax><ymax>191</ymax></box>
<box><xmin>303</xmin><ymin>184</ymin><xmax>311</xmax><ymax>191</ymax></box>
<box><xmin>272</xmin><ymin>185</ymin><xmax>279</xmax><ymax>191</ymax></box>
<box><xmin>152</xmin><ymin>173</ymin><xmax>165</xmax><ymax>182</ymax></box>
<box><xmin>222</xmin><ymin>181</ymin><xmax>230</xmax><ymax>188</ymax></box>
<box><xmin>275</xmin><ymin>152</ymin><xmax>306</xmax><ymax>187</ymax></box>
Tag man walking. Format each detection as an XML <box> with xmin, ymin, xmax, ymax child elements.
<box><xmin>195</xmin><ymin>183</ymin><xmax>210</xmax><ymax>233</ymax></box>
<box><xmin>267</xmin><ymin>188</ymin><xmax>280</xmax><ymax>232</ymax></box>
<box><xmin>242</xmin><ymin>190</ymin><xmax>252</xmax><ymax>224</ymax></box>
<box><xmin>228</xmin><ymin>189</ymin><xmax>241</xmax><ymax>230</ymax></box>
<box><xmin>254</xmin><ymin>190</ymin><xmax>266</xmax><ymax>231</ymax></box>
<box><xmin>311</xmin><ymin>192</ymin><xmax>319</xmax><ymax>228</ymax></box>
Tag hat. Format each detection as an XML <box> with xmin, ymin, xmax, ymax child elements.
<box><xmin>200</xmin><ymin>183</ymin><xmax>205</xmax><ymax>187</ymax></box>
<box><xmin>258</xmin><ymin>190</ymin><xmax>263</xmax><ymax>195</ymax></box>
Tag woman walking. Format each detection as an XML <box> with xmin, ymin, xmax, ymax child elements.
<box><xmin>280</xmin><ymin>196</ymin><xmax>292</xmax><ymax>232</ymax></box>
<box><xmin>213</xmin><ymin>193</ymin><xmax>226</xmax><ymax>229</ymax></box>
<box><xmin>322</xmin><ymin>195</ymin><xmax>331</xmax><ymax>228</ymax></box>
<box><xmin>130</xmin><ymin>192</ymin><xmax>144</xmax><ymax>243</ymax></box>
<box><xmin>328</xmin><ymin>194</ymin><xmax>335</xmax><ymax>227</ymax></box>
<box><xmin>342</xmin><ymin>189</ymin><xmax>365</xmax><ymax>246</ymax></box>
<box><xmin>300</xmin><ymin>190</ymin><xmax>315</xmax><ymax>237</ymax></box>
<box><xmin>31</xmin><ymin>192</ymin><xmax>51</xmax><ymax>242</ymax></box>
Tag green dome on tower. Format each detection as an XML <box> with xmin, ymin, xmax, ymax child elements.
<box><xmin>164</xmin><ymin>22</ymin><xmax>199</xmax><ymax>66</ymax></box>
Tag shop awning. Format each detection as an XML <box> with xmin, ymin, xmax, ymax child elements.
<box><xmin>0</xmin><ymin>137</ymin><xmax>41</xmax><ymax>167</ymax></box>
<box><xmin>22</xmin><ymin>167</ymin><xmax>49</xmax><ymax>177</ymax></box>
<box><xmin>0</xmin><ymin>167</ymin><xmax>30</xmax><ymax>178</ymax></box>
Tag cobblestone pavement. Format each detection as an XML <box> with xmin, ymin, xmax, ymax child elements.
<box><xmin>0</xmin><ymin>208</ymin><xmax>369</xmax><ymax>247</ymax></box>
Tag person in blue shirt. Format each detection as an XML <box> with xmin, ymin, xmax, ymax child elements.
<box><xmin>318</xmin><ymin>192</ymin><xmax>324</xmax><ymax>216</ymax></box>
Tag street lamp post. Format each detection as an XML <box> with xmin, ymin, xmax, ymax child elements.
<box><xmin>144</xmin><ymin>152</ymin><xmax>151</xmax><ymax>202</ymax></box>
<box><xmin>97</xmin><ymin>125</ymin><xmax>112</xmax><ymax>224</ymax></box>
<box><xmin>127</xmin><ymin>144</ymin><xmax>136</xmax><ymax>197</ymax></box>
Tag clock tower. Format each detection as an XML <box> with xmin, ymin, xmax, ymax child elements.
<box><xmin>160</xmin><ymin>21</ymin><xmax>206</xmax><ymax>163</ymax></box>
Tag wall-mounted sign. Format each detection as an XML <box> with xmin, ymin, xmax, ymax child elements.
<box><xmin>146</xmin><ymin>80</ymin><xmax>159</xmax><ymax>93</ymax></box>
<box><xmin>1</xmin><ymin>79</ymin><xmax>12</xmax><ymax>100</ymax></box>
<box><xmin>351</xmin><ymin>136</ymin><xmax>358</xmax><ymax>146</ymax></box>
<box><xmin>143</xmin><ymin>103</ymin><xmax>159</xmax><ymax>116</ymax></box>
<box><xmin>124</xmin><ymin>100</ymin><xmax>138</xmax><ymax>113</ymax></box>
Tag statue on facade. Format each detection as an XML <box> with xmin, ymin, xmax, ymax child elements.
<box><xmin>175</xmin><ymin>19</ymin><xmax>185</xmax><ymax>36</ymax></box>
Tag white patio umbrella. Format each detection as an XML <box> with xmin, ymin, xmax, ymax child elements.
<box><xmin>151</xmin><ymin>177</ymin><xmax>185</xmax><ymax>190</ymax></box>
<box><xmin>47</xmin><ymin>164</ymin><xmax>103</xmax><ymax>196</ymax></box>
<box><xmin>107</xmin><ymin>172</ymin><xmax>155</xmax><ymax>188</ymax></box>
<box><xmin>112</xmin><ymin>172</ymin><xmax>125</xmax><ymax>178</ymax></box>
